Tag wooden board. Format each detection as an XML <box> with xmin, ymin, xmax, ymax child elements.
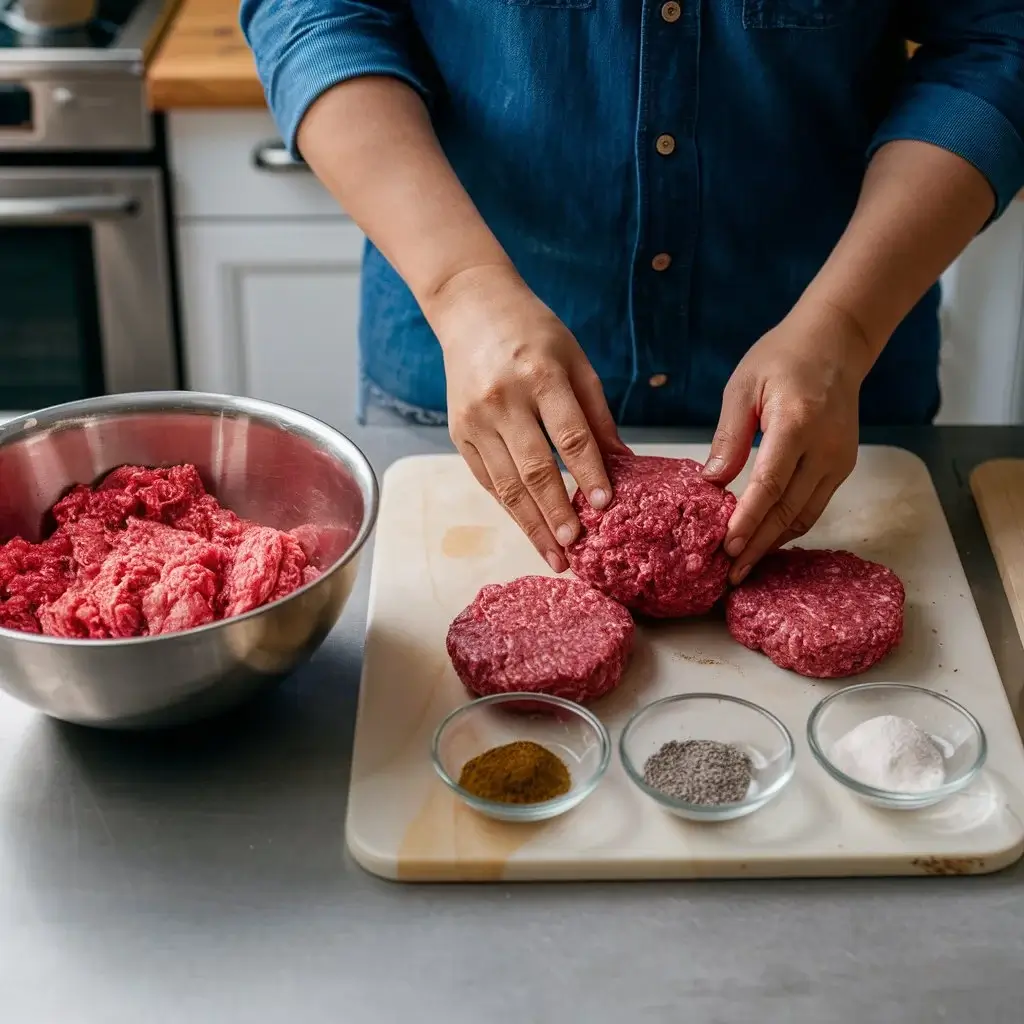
<box><xmin>347</xmin><ymin>445</ymin><xmax>1024</xmax><ymax>881</ymax></box>
<box><xmin>971</xmin><ymin>460</ymin><xmax>1024</xmax><ymax>649</ymax></box>
<box><xmin>147</xmin><ymin>0</ymin><xmax>266</xmax><ymax>110</ymax></box>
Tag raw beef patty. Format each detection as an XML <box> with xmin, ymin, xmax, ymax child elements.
<box><xmin>725</xmin><ymin>548</ymin><xmax>905</xmax><ymax>678</ymax></box>
<box><xmin>446</xmin><ymin>576</ymin><xmax>635</xmax><ymax>702</ymax></box>
<box><xmin>566</xmin><ymin>454</ymin><xmax>736</xmax><ymax>618</ymax></box>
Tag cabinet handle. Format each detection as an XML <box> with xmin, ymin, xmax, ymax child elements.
<box><xmin>252</xmin><ymin>141</ymin><xmax>309</xmax><ymax>173</ymax></box>
<box><xmin>0</xmin><ymin>194</ymin><xmax>138</xmax><ymax>224</ymax></box>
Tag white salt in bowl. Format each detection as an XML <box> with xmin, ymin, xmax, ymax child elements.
<box><xmin>807</xmin><ymin>683</ymin><xmax>987</xmax><ymax>810</ymax></box>
<box><xmin>619</xmin><ymin>693</ymin><xmax>796</xmax><ymax>822</ymax></box>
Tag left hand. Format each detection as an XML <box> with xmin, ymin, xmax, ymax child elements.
<box><xmin>702</xmin><ymin>303</ymin><xmax>873</xmax><ymax>585</ymax></box>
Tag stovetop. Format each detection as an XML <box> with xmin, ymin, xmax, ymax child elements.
<box><xmin>0</xmin><ymin>1</ymin><xmax>133</xmax><ymax>51</ymax></box>
<box><xmin>0</xmin><ymin>0</ymin><xmax>177</xmax><ymax>66</ymax></box>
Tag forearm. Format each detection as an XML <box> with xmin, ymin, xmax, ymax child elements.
<box><xmin>796</xmin><ymin>139</ymin><xmax>995</xmax><ymax>368</ymax></box>
<box><xmin>297</xmin><ymin>76</ymin><xmax>513</xmax><ymax>311</ymax></box>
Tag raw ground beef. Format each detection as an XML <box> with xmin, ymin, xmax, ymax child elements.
<box><xmin>446</xmin><ymin>575</ymin><xmax>635</xmax><ymax>703</ymax></box>
<box><xmin>725</xmin><ymin>548</ymin><xmax>905</xmax><ymax>679</ymax></box>
<box><xmin>0</xmin><ymin>464</ymin><xmax>324</xmax><ymax>639</ymax></box>
<box><xmin>566</xmin><ymin>454</ymin><xmax>736</xmax><ymax>618</ymax></box>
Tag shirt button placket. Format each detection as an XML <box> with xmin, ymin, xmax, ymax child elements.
<box><xmin>626</xmin><ymin>0</ymin><xmax>699</xmax><ymax>422</ymax></box>
<box><xmin>647</xmin><ymin>9</ymin><xmax>680</xmax><ymax>400</ymax></box>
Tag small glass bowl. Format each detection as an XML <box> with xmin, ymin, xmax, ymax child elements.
<box><xmin>619</xmin><ymin>693</ymin><xmax>796</xmax><ymax>822</ymax></box>
<box><xmin>430</xmin><ymin>692</ymin><xmax>612</xmax><ymax>823</ymax></box>
<box><xmin>807</xmin><ymin>682</ymin><xmax>987</xmax><ymax>810</ymax></box>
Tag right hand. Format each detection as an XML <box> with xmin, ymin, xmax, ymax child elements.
<box><xmin>426</xmin><ymin>264</ymin><xmax>629</xmax><ymax>572</ymax></box>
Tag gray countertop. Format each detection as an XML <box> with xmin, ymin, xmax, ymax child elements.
<box><xmin>1</xmin><ymin>425</ymin><xmax>1023</xmax><ymax>1024</ymax></box>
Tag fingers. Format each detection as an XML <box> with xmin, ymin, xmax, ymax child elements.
<box><xmin>467</xmin><ymin>432</ymin><xmax>569</xmax><ymax>572</ymax></box>
<box><xmin>458</xmin><ymin>439</ymin><xmax>493</xmax><ymax>495</ymax></box>
<box><xmin>569</xmin><ymin>363</ymin><xmax>631</xmax><ymax>457</ymax></box>
<box><xmin>537</xmin><ymin>376</ymin><xmax>614</xmax><ymax>512</ymax></box>
<box><xmin>502</xmin><ymin>413</ymin><xmax>582</xmax><ymax>548</ymax></box>
<box><xmin>703</xmin><ymin>374</ymin><xmax>759</xmax><ymax>485</ymax></box>
<box><xmin>724</xmin><ymin>425</ymin><xmax>803</xmax><ymax>562</ymax></box>
<box><xmin>772</xmin><ymin>478</ymin><xmax>841</xmax><ymax>551</ymax></box>
<box><xmin>729</xmin><ymin>459</ymin><xmax>822</xmax><ymax>585</ymax></box>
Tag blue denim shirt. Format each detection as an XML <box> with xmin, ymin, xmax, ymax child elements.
<box><xmin>241</xmin><ymin>1</ymin><xmax>1024</xmax><ymax>427</ymax></box>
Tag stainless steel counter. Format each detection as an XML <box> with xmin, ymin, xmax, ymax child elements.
<box><xmin>0</xmin><ymin>425</ymin><xmax>1022</xmax><ymax>1024</ymax></box>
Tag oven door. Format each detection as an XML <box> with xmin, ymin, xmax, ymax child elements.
<box><xmin>0</xmin><ymin>167</ymin><xmax>178</xmax><ymax>411</ymax></box>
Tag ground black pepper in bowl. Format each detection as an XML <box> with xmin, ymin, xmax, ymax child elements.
<box><xmin>620</xmin><ymin>693</ymin><xmax>796</xmax><ymax>822</ymax></box>
<box><xmin>642</xmin><ymin>739</ymin><xmax>753</xmax><ymax>805</ymax></box>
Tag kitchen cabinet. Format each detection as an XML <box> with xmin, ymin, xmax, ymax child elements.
<box><xmin>176</xmin><ymin>220</ymin><xmax>364</xmax><ymax>427</ymax></box>
<box><xmin>168</xmin><ymin>111</ymin><xmax>364</xmax><ymax>430</ymax></box>
<box><xmin>937</xmin><ymin>199</ymin><xmax>1024</xmax><ymax>425</ymax></box>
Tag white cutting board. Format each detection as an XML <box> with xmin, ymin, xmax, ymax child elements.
<box><xmin>347</xmin><ymin>445</ymin><xmax>1024</xmax><ymax>881</ymax></box>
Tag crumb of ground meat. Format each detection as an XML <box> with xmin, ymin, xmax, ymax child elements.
<box><xmin>0</xmin><ymin>594</ymin><xmax>41</xmax><ymax>634</ymax></box>
<box><xmin>219</xmin><ymin>525</ymin><xmax>309</xmax><ymax>618</ymax></box>
<box><xmin>0</xmin><ymin>533</ymin><xmax>75</xmax><ymax>607</ymax></box>
<box><xmin>0</xmin><ymin>464</ymin><xmax>333</xmax><ymax>638</ymax></box>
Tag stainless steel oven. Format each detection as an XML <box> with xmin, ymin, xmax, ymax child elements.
<box><xmin>0</xmin><ymin>0</ymin><xmax>179</xmax><ymax>413</ymax></box>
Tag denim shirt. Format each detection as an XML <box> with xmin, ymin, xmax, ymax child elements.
<box><xmin>242</xmin><ymin>1</ymin><xmax>1024</xmax><ymax>427</ymax></box>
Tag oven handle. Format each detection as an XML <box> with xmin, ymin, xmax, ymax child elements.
<box><xmin>0</xmin><ymin>195</ymin><xmax>139</xmax><ymax>224</ymax></box>
<box><xmin>252</xmin><ymin>141</ymin><xmax>309</xmax><ymax>173</ymax></box>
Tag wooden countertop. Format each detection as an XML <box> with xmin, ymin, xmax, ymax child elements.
<box><xmin>147</xmin><ymin>0</ymin><xmax>264</xmax><ymax>110</ymax></box>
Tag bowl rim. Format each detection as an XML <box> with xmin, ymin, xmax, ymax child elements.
<box><xmin>0</xmin><ymin>391</ymin><xmax>379</xmax><ymax>647</ymax></box>
<box><xmin>430</xmin><ymin>692</ymin><xmax>613</xmax><ymax>818</ymax></box>
<box><xmin>619</xmin><ymin>691</ymin><xmax>797</xmax><ymax>814</ymax></box>
<box><xmin>806</xmin><ymin>681</ymin><xmax>989</xmax><ymax>804</ymax></box>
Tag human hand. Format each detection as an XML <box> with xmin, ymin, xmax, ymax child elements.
<box><xmin>427</xmin><ymin>264</ymin><xmax>629</xmax><ymax>572</ymax></box>
<box><xmin>702</xmin><ymin>304</ymin><xmax>872</xmax><ymax>585</ymax></box>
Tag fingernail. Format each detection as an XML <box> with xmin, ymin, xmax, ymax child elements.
<box><xmin>546</xmin><ymin>551</ymin><xmax>565</xmax><ymax>573</ymax></box>
<box><xmin>555</xmin><ymin>523</ymin><xmax>575</xmax><ymax>547</ymax></box>
<box><xmin>734</xmin><ymin>564</ymin><xmax>750</xmax><ymax>585</ymax></box>
<box><xmin>725</xmin><ymin>536</ymin><xmax>746</xmax><ymax>558</ymax></box>
<box><xmin>589</xmin><ymin>488</ymin><xmax>609</xmax><ymax>510</ymax></box>
<box><xmin>703</xmin><ymin>456</ymin><xmax>725</xmax><ymax>477</ymax></box>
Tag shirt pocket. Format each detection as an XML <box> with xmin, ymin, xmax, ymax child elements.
<box><xmin>742</xmin><ymin>0</ymin><xmax>856</xmax><ymax>29</ymax></box>
<box><xmin>507</xmin><ymin>0</ymin><xmax>594</xmax><ymax>8</ymax></box>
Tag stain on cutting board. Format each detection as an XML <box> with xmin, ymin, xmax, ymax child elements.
<box><xmin>398</xmin><ymin>785</ymin><xmax>548</xmax><ymax>881</ymax></box>
<box><xmin>442</xmin><ymin>525</ymin><xmax>497</xmax><ymax>560</ymax></box>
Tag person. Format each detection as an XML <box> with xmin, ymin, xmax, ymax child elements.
<box><xmin>241</xmin><ymin>2</ymin><xmax>1024</xmax><ymax>583</ymax></box>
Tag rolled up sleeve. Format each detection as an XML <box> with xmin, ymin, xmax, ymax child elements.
<box><xmin>240</xmin><ymin>1</ymin><xmax>431</xmax><ymax>156</ymax></box>
<box><xmin>869</xmin><ymin>3</ymin><xmax>1024</xmax><ymax>219</ymax></box>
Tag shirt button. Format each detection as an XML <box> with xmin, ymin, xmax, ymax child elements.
<box><xmin>651</xmin><ymin>252</ymin><xmax>672</xmax><ymax>271</ymax></box>
<box><xmin>661</xmin><ymin>1</ymin><xmax>681</xmax><ymax>22</ymax></box>
<box><xmin>648</xmin><ymin>373</ymin><xmax>669</xmax><ymax>388</ymax></box>
<box><xmin>655</xmin><ymin>134</ymin><xmax>676</xmax><ymax>156</ymax></box>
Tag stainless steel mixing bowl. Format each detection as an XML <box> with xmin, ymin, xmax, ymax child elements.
<box><xmin>0</xmin><ymin>392</ymin><xmax>378</xmax><ymax>729</ymax></box>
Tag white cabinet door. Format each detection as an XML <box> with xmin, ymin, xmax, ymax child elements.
<box><xmin>168</xmin><ymin>111</ymin><xmax>342</xmax><ymax>220</ymax></box>
<box><xmin>177</xmin><ymin>220</ymin><xmax>365</xmax><ymax>429</ymax></box>
<box><xmin>938</xmin><ymin>200</ymin><xmax>1024</xmax><ymax>425</ymax></box>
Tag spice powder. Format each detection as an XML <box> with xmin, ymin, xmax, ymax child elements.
<box><xmin>458</xmin><ymin>740</ymin><xmax>572</xmax><ymax>804</ymax></box>
<box><xmin>642</xmin><ymin>739</ymin><xmax>752</xmax><ymax>805</ymax></box>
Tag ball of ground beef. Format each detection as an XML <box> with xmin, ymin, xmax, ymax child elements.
<box><xmin>566</xmin><ymin>454</ymin><xmax>736</xmax><ymax>618</ymax></box>
<box><xmin>446</xmin><ymin>575</ymin><xmax>634</xmax><ymax>703</ymax></box>
<box><xmin>725</xmin><ymin>548</ymin><xmax>905</xmax><ymax>679</ymax></box>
